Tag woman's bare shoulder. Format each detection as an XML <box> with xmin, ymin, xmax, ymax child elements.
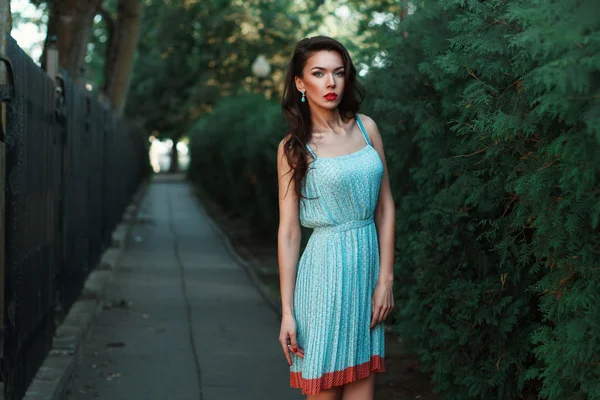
<box><xmin>357</xmin><ymin>113</ymin><xmax>377</xmax><ymax>127</ymax></box>
<box><xmin>356</xmin><ymin>114</ymin><xmax>381</xmax><ymax>141</ymax></box>
<box><xmin>278</xmin><ymin>134</ymin><xmax>298</xmax><ymax>168</ymax></box>
<box><xmin>278</xmin><ymin>133</ymin><xmax>293</xmax><ymax>151</ymax></box>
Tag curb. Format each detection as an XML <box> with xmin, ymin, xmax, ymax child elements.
<box><xmin>22</xmin><ymin>179</ymin><xmax>150</xmax><ymax>400</ymax></box>
<box><xmin>193</xmin><ymin>192</ymin><xmax>282</xmax><ymax>317</ymax></box>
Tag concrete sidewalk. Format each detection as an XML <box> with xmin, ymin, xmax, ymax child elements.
<box><xmin>65</xmin><ymin>176</ymin><xmax>301</xmax><ymax>400</ymax></box>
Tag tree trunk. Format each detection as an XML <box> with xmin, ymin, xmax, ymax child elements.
<box><xmin>399</xmin><ymin>0</ymin><xmax>408</xmax><ymax>20</ymax></box>
<box><xmin>169</xmin><ymin>140</ymin><xmax>179</xmax><ymax>173</ymax></box>
<box><xmin>2</xmin><ymin>0</ymin><xmax>11</xmax><ymax>33</ymax></box>
<box><xmin>42</xmin><ymin>0</ymin><xmax>103</xmax><ymax>80</ymax></box>
<box><xmin>399</xmin><ymin>0</ymin><xmax>409</xmax><ymax>37</ymax></box>
<box><xmin>102</xmin><ymin>0</ymin><xmax>143</xmax><ymax>116</ymax></box>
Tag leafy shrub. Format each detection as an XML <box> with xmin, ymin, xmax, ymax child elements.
<box><xmin>187</xmin><ymin>94</ymin><xmax>287</xmax><ymax>237</ymax></box>
<box><xmin>360</xmin><ymin>0</ymin><xmax>600</xmax><ymax>398</ymax></box>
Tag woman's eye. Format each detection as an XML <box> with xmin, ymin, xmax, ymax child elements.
<box><xmin>313</xmin><ymin>71</ymin><xmax>344</xmax><ymax>77</ymax></box>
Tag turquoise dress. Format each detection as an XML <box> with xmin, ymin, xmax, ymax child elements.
<box><xmin>290</xmin><ymin>114</ymin><xmax>385</xmax><ymax>395</ymax></box>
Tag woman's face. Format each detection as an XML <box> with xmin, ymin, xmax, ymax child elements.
<box><xmin>295</xmin><ymin>50</ymin><xmax>345</xmax><ymax>110</ymax></box>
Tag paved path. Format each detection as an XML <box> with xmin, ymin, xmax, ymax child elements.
<box><xmin>65</xmin><ymin>176</ymin><xmax>302</xmax><ymax>400</ymax></box>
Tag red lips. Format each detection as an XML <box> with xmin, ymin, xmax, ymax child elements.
<box><xmin>324</xmin><ymin>92</ymin><xmax>337</xmax><ymax>101</ymax></box>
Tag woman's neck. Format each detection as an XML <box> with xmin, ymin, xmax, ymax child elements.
<box><xmin>310</xmin><ymin>108</ymin><xmax>346</xmax><ymax>134</ymax></box>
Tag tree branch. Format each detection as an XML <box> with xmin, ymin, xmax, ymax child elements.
<box><xmin>453</xmin><ymin>146</ymin><xmax>489</xmax><ymax>158</ymax></box>
<box><xmin>98</xmin><ymin>6</ymin><xmax>117</xmax><ymax>93</ymax></box>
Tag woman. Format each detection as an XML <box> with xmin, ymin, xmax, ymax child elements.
<box><xmin>277</xmin><ymin>36</ymin><xmax>396</xmax><ymax>399</ymax></box>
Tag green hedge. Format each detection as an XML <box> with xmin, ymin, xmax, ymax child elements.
<box><xmin>361</xmin><ymin>0</ymin><xmax>599</xmax><ymax>398</ymax></box>
<box><xmin>187</xmin><ymin>94</ymin><xmax>287</xmax><ymax>237</ymax></box>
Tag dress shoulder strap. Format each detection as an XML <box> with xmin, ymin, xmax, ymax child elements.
<box><xmin>305</xmin><ymin>143</ymin><xmax>317</xmax><ymax>159</ymax></box>
<box><xmin>355</xmin><ymin>114</ymin><xmax>371</xmax><ymax>146</ymax></box>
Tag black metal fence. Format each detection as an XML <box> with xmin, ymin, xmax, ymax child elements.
<box><xmin>1</xmin><ymin>36</ymin><xmax>148</xmax><ymax>400</ymax></box>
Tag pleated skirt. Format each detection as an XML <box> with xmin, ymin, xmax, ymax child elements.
<box><xmin>290</xmin><ymin>221</ymin><xmax>385</xmax><ymax>395</ymax></box>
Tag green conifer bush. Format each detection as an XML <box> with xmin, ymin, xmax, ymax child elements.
<box><xmin>362</xmin><ymin>0</ymin><xmax>599</xmax><ymax>398</ymax></box>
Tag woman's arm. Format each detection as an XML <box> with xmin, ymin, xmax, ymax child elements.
<box><xmin>276</xmin><ymin>137</ymin><xmax>302</xmax><ymax>364</ymax></box>
<box><xmin>361</xmin><ymin>115</ymin><xmax>396</xmax><ymax>328</ymax></box>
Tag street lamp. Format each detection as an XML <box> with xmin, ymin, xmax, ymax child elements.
<box><xmin>252</xmin><ymin>55</ymin><xmax>271</xmax><ymax>92</ymax></box>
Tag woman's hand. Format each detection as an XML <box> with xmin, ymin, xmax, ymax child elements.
<box><xmin>371</xmin><ymin>280</ymin><xmax>394</xmax><ymax>329</ymax></box>
<box><xmin>279</xmin><ymin>314</ymin><xmax>304</xmax><ymax>365</ymax></box>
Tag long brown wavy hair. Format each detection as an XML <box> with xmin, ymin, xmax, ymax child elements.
<box><xmin>281</xmin><ymin>36</ymin><xmax>365</xmax><ymax>199</ymax></box>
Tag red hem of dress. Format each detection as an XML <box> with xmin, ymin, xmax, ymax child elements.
<box><xmin>290</xmin><ymin>355</ymin><xmax>385</xmax><ymax>395</ymax></box>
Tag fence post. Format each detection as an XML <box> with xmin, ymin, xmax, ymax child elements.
<box><xmin>44</xmin><ymin>35</ymin><xmax>58</xmax><ymax>80</ymax></box>
<box><xmin>0</xmin><ymin>0</ymin><xmax>10</xmax><ymax>397</ymax></box>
